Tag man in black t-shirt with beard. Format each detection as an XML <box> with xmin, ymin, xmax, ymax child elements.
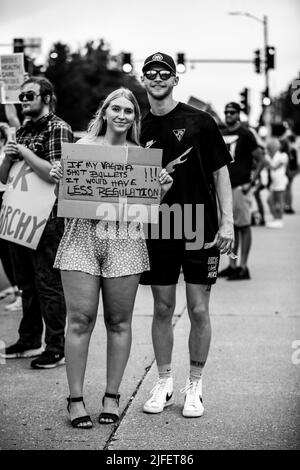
<box><xmin>221</xmin><ymin>102</ymin><xmax>263</xmax><ymax>281</ymax></box>
<box><xmin>139</xmin><ymin>52</ymin><xmax>234</xmax><ymax>418</ymax></box>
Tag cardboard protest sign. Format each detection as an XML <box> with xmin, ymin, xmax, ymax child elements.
<box><xmin>58</xmin><ymin>143</ymin><xmax>163</xmax><ymax>223</ymax></box>
<box><xmin>0</xmin><ymin>161</ymin><xmax>57</xmax><ymax>249</ymax></box>
<box><xmin>0</xmin><ymin>53</ymin><xmax>24</xmax><ymax>104</ymax></box>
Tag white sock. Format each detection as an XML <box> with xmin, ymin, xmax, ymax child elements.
<box><xmin>189</xmin><ymin>361</ymin><xmax>203</xmax><ymax>383</ymax></box>
<box><xmin>158</xmin><ymin>363</ymin><xmax>172</xmax><ymax>380</ymax></box>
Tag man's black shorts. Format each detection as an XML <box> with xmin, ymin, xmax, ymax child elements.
<box><xmin>140</xmin><ymin>240</ymin><xmax>220</xmax><ymax>286</ymax></box>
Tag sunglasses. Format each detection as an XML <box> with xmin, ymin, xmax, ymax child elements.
<box><xmin>19</xmin><ymin>91</ymin><xmax>41</xmax><ymax>102</ymax></box>
<box><xmin>224</xmin><ymin>110</ymin><xmax>238</xmax><ymax>115</ymax></box>
<box><xmin>144</xmin><ymin>70</ymin><xmax>174</xmax><ymax>81</ymax></box>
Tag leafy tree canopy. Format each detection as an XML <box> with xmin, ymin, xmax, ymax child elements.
<box><xmin>44</xmin><ymin>40</ymin><xmax>149</xmax><ymax>132</ymax></box>
<box><xmin>273</xmin><ymin>77</ymin><xmax>300</xmax><ymax>134</ymax></box>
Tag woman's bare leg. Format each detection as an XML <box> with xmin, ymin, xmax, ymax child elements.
<box><xmin>62</xmin><ymin>271</ymin><xmax>101</xmax><ymax>424</ymax></box>
<box><xmin>100</xmin><ymin>274</ymin><xmax>140</xmax><ymax>422</ymax></box>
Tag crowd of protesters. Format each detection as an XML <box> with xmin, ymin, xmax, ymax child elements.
<box><xmin>0</xmin><ymin>63</ymin><xmax>299</xmax><ymax>429</ymax></box>
<box><xmin>219</xmin><ymin>103</ymin><xmax>299</xmax><ymax>280</ymax></box>
<box><xmin>251</xmin><ymin>122</ymin><xmax>299</xmax><ymax>229</ymax></box>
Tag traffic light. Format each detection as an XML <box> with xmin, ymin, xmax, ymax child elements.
<box><xmin>176</xmin><ymin>53</ymin><xmax>186</xmax><ymax>73</ymax></box>
<box><xmin>122</xmin><ymin>53</ymin><xmax>132</xmax><ymax>73</ymax></box>
<box><xmin>13</xmin><ymin>38</ymin><xmax>24</xmax><ymax>53</ymax></box>
<box><xmin>265</xmin><ymin>46</ymin><xmax>275</xmax><ymax>70</ymax></box>
<box><xmin>262</xmin><ymin>90</ymin><xmax>271</xmax><ymax>107</ymax></box>
<box><xmin>254</xmin><ymin>49</ymin><xmax>261</xmax><ymax>74</ymax></box>
<box><xmin>240</xmin><ymin>88</ymin><xmax>249</xmax><ymax>114</ymax></box>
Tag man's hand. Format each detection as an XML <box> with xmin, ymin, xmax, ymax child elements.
<box><xmin>212</xmin><ymin>165</ymin><xmax>235</xmax><ymax>254</ymax></box>
<box><xmin>4</xmin><ymin>141</ymin><xmax>23</xmax><ymax>162</ymax></box>
<box><xmin>159</xmin><ymin>168</ymin><xmax>173</xmax><ymax>197</ymax></box>
<box><xmin>216</xmin><ymin>220</ymin><xmax>235</xmax><ymax>254</ymax></box>
<box><xmin>241</xmin><ymin>181</ymin><xmax>260</xmax><ymax>195</ymax></box>
<box><xmin>204</xmin><ymin>220</ymin><xmax>234</xmax><ymax>255</ymax></box>
<box><xmin>241</xmin><ymin>182</ymin><xmax>252</xmax><ymax>194</ymax></box>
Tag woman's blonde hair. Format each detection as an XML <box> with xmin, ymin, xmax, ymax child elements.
<box><xmin>87</xmin><ymin>88</ymin><xmax>141</xmax><ymax>144</ymax></box>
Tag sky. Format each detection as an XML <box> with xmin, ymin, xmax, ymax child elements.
<box><xmin>1</xmin><ymin>0</ymin><xmax>299</xmax><ymax>124</ymax></box>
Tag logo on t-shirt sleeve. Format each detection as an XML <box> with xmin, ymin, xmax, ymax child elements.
<box><xmin>222</xmin><ymin>135</ymin><xmax>239</xmax><ymax>162</ymax></box>
<box><xmin>172</xmin><ymin>129</ymin><xmax>186</xmax><ymax>142</ymax></box>
<box><xmin>145</xmin><ymin>139</ymin><xmax>156</xmax><ymax>148</ymax></box>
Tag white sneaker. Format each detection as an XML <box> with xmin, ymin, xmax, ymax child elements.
<box><xmin>181</xmin><ymin>378</ymin><xmax>204</xmax><ymax>418</ymax></box>
<box><xmin>266</xmin><ymin>220</ymin><xmax>283</xmax><ymax>228</ymax></box>
<box><xmin>143</xmin><ymin>377</ymin><xmax>174</xmax><ymax>413</ymax></box>
<box><xmin>5</xmin><ymin>296</ymin><xmax>22</xmax><ymax>311</ymax></box>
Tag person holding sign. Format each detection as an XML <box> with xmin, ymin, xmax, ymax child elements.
<box><xmin>0</xmin><ymin>77</ymin><xmax>73</xmax><ymax>368</ymax></box>
<box><xmin>50</xmin><ymin>88</ymin><xmax>172</xmax><ymax>429</ymax></box>
<box><xmin>139</xmin><ymin>52</ymin><xmax>234</xmax><ymax>418</ymax></box>
<box><xmin>0</xmin><ymin>122</ymin><xmax>22</xmax><ymax>308</ymax></box>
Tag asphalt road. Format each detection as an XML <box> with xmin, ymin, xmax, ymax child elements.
<box><xmin>0</xmin><ymin>177</ymin><xmax>299</xmax><ymax>451</ymax></box>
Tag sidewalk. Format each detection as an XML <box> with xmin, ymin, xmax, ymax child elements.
<box><xmin>0</xmin><ymin>178</ymin><xmax>300</xmax><ymax>450</ymax></box>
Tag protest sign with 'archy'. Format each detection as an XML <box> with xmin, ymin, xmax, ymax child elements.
<box><xmin>0</xmin><ymin>161</ymin><xmax>56</xmax><ymax>249</ymax></box>
<box><xmin>58</xmin><ymin>143</ymin><xmax>163</xmax><ymax>223</ymax></box>
<box><xmin>0</xmin><ymin>53</ymin><xmax>25</xmax><ymax>104</ymax></box>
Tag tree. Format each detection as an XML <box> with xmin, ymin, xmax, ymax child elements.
<box><xmin>272</xmin><ymin>77</ymin><xmax>300</xmax><ymax>134</ymax></box>
<box><xmin>44</xmin><ymin>40</ymin><xmax>148</xmax><ymax>131</ymax></box>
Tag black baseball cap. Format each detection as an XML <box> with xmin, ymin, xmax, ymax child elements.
<box><xmin>142</xmin><ymin>52</ymin><xmax>176</xmax><ymax>74</ymax></box>
<box><xmin>224</xmin><ymin>102</ymin><xmax>241</xmax><ymax>113</ymax></box>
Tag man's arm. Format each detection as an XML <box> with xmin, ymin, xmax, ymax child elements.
<box><xmin>212</xmin><ymin>165</ymin><xmax>234</xmax><ymax>254</ymax></box>
<box><xmin>18</xmin><ymin>144</ymin><xmax>54</xmax><ymax>182</ymax></box>
<box><xmin>2</xmin><ymin>141</ymin><xmax>54</xmax><ymax>183</ymax></box>
<box><xmin>241</xmin><ymin>147</ymin><xmax>266</xmax><ymax>194</ymax></box>
<box><xmin>47</xmin><ymin>124</ymin><xmax>73</xmax><ymax>164</ymax></box>
<box><xmin>5</xmin><ymin>124</ymin><xmax>73</xmax><ymax>184</ymax></box>
<box><xmin>251</xmin><ymin>147</ymin><xmax>266</xmax><ymax>182</ymax></box>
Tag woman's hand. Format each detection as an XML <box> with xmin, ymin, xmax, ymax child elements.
<box><xmin>159</xmin><ymin>168</ymin><xmax>173</xmax><ymax>196</ymax></box>
<box><xmin>50</xmin><ymin>161</ymin><xmax>63</xmax><ymax>183</ymax></box>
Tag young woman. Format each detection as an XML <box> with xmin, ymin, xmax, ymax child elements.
<box><xmin>50</xmin><ymin>88</ymin><xmax>172</xmax><ymax>429</ymax></box>
<box><xmin>265</xmin><ymin>138</ymin><xmax>289</xmax><ymax>228</ymax></box>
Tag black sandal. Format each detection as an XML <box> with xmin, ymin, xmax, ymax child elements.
<box><xmin>67</xmin><ymin>396</ymin><xmax>93</xmax><ymax>429</ymax></box>
<box><xmin>98</xmin><ymin>392</ymin><xmax>120</xmax><ymax>424</ymax></box>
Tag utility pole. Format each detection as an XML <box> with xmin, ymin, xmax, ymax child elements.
<box><xmin>228</xmin><ymin>11</ymin><xmax>274</xmax><ymax>126</ymax></box>
<box><xmin>229</xmin><ymin>11</ymin><xmax>270</xmax><ymax>98</ymax></box>
<box><xmin>263</xmin><ymin>15</ymin><xmax>269</xmax><ymax>99</ymax></box>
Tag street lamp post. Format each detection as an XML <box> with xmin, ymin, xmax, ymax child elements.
<box><xmin>262</xmin><ymin>15</ymin><xmax>269</xmax><ymax>99</ymax></box>
<box><xmin>229</xmin><ymin>12</ymin><xmax>269</xmax><ymax>99</ymax></box>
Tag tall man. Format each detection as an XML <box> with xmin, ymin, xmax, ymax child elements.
<box><xmin>0</xmin><ymin>77</ymin><xmax>73</xmax><ymax>369</ymax></box>
<box><xmin>220</xmin><ymin>102</ymin><xmax>263</xmax><ymax>280</ymax></box>
<box><xmin>140</xmin><ymin>52</ymin><xmax>234</xmax><ymax>417</ymax></box>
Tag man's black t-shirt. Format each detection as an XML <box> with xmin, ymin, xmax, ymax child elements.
<box><xmin>141</xmin><ymin>102</ymin><xmax>232</xmax><ymax>245</ymax></box>
<box><xmin>221</xmin><ymin>125</ymin><xmax>258</xmax><ymax>188</ymax></box>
